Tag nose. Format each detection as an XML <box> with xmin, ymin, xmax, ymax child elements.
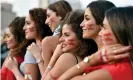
<box><xmin>45</xmin><ymin>18</ymin><xmax>50</xmax><ymax>24</ymax></box>
<box><xmin>80</xmin><ymin>20</ymin><xmax>84</xmax><ymax>28</ymax></box>
<box><xmin>23</xmin><ymin>24</ymin><xmax>26</xmax><ymax>30</ymax></box>
<box><xmin>59</xmin><ymin>36</ymin><xmax>64</xmax><ymax>43</ymax></box>
<box><xmin>98</xmin><ymin>29</ymin><xmax>103</xmax><ymax>36</ymax></box>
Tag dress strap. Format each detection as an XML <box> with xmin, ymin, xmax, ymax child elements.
<box><xmin>74</xmin><ymin>55</ymin><xmax>78</xmax><ymax>64</ymax></box>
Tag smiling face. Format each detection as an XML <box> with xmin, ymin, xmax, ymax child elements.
<box><xmin>80</xmin><ymin>8</ymin><xmax>101</xmax><ymax>39</ymax></box>
<box><xmin>59</xmin><ymin>24</ymin><xmax>81</xmax><ymax>53</ymax></box>
<box><xmin>99</xmin><ymin>17</ymin><xmax>118</xmax><ymax>46</ymax></box>
<box><xmin>23</xmin><ymin>14</ymin><xmax>37</xmax><ymax>40</ymax></box>
<box><xmin>45</xmin><ymin>9</ymin><xmax>61</xmax><ymax>32</ymax></box>
<box><xmin>4</xmin><ymin>28</ymin><xmax>18</xmax><ymax>49</ymax></box>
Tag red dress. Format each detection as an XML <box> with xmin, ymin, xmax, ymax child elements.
<box><xmin>1</xmin><ymin>56</ymin><xmax>24</xmax><ymax>80</ymax></box>
<box><xmin>84</xmin><ymin>58</ymin><xmax>133</xmax><ymax>80</ymax></box>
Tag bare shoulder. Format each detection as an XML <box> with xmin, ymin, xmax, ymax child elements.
<box><xmin>54</xmin><ymin>53</ymin><xmax>78</xmax><ymax>68</ymax></box>
<box><xmin>42</xmin><ymin>35</ymin><xmax>59</xmax><ymax>51</ymax></box>
<box><xmin>42</xmin><ymin>35</ymin><xmax>59</xmax><ymax>45</ymax></box>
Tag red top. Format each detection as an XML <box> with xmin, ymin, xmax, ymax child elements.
<box><xmin>1</xmin><ymin>56</ymin><xmax>24</xmax><ymax>80</ymax></box>
<box><xmin>84</xmin><ymin>58</ymin><xmax>133</xmax><ymax>80</ymax></box>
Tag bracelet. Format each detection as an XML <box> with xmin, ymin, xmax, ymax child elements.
<box><xmin>76</xmin><ymin>64</ymin><xmax>80</xmax><ymax>69</ymax></box>
<box><xmin>36</xmin><ymin>59</ymin><xmax>43</xmax><ymax>64</ymax></box>
<box><xmin>47</xmin><ymin>66</ymin><xmax>52</xmax><ymax>70</ymax></box>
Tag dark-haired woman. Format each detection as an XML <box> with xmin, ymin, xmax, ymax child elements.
<box><xmin>1</xmin><ymin>17</ymin><xmax>30</xmax><ymax>80</ymax></box>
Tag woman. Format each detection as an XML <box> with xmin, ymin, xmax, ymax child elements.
<box><xmin>1</xmin><ymin>17</ymin><xmax>30</xmax><ymax>80</ymax></box>
<box><xmin>29</xmin><ymin>1</ymin><xmax>73</xmax><ymax>78</ymax></box>
<box><xmin>58</xmin><ymin>1</ymin><xmax>132</xmax><ymax>80</ymax></box>
<box><xmin>43</xmin><ymin>10</ymin><xmax>97</xmax><ymax>80</ymax></box>
<box><xmin>42</xmin><ymin>1</ymin><xmax>72</xmax><ymax>70</ymax></box>
<box><xmin>5</xmin><ymin>8</ymin><xmax>52</xmax><ymax>80</ymax></box>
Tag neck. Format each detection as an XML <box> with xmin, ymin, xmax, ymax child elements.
<box><xmin>93</xmin><ymin>35</ymin><xmax>103</xmax><ymax>50</ymax></box>
<box><xmin>35</xmin><ymin>38</ymin><xmax>41</xmax><ymax>46</ymax></box>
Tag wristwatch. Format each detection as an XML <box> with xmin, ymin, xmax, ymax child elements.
<box><xmin>83</xmin><ymin>56</ymin><xmax>91</xmax><ymax>63</ymax></box>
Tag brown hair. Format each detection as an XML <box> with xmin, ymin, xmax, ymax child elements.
<box><xmin>48</xmin><ymin>0</ymin><xmax>72</xmax><ymax>20</ymax></box>
<box><xmin>8</xmin><ymin>17</ymin><xmax>31</xmax><ymax>57</ymax></box>
<box><xmin>29</xmin><ymin>8</ymin><xmax>53</xmax><ymax>39</ymax></box>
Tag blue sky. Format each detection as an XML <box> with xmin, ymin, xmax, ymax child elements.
<box><xmin>1</xmin><ymin>0</ymin><xmax>133</xmax><ymax>16</ymax></box>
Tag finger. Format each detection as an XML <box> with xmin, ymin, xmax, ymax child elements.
<box><xmin>107</xmin><ymin>44</ymin><xmax>122</xmax><ymax>49</ymax></box>
<box><xmin>114</xmin><ymin>52</ymin><xmax>130</xmax><ymax>60</ymax></box>
<box><xmin>113</xmin><ymin>46</ymin><xmax>132</xmax><ymax>55</ymax></box>
<box><xmin>13</xmin><ymin>57</ymin><xmax>17</xmax><ymax>62</ymax></box>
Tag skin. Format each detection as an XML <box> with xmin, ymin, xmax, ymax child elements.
<box><xmin>45</xmin><ymin>9</ymin><xmax>61</xmax><ymax>32</ymax></box>
<box><xmin>99</xmin><ymin>17</ymin><xmax>118</xmax><ymax>46</ymax></box>
<box><xmin>58</xmin><ymin>7</ymin><xmax>132</xmax><ymax>80</ymax></box>
<box><xmin>60</xmin><ymin>24</ymin><xmax>81</xmax><ymax>53</ymax></box>
<box><xmin>4</xmin><ymin>28</ymin><xmax>18</xmax><ymax>49</ymax></box>
<box><xmin>80</xmin><ymin>8</ymin><xmax>101</xmax><ymax>40</ymax></box>
<box><xmin>43</xmin><ymin>24</ymin><xmax>82</xmax><ymax>80</ymax></box>
<box><xmin>5</xmin><ymin>14</ymin><xmax>42</xmax><ymax>80</ymax></box>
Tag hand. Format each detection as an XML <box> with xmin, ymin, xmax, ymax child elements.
<box><xmin>53</xmin><ymin>43</ymin><xmax>63</xmax><ymax>57</ymax></box>
<box><xmin>27</xmin><ymin>42</ymin><xmax>42</xmax><ymax>59</ymax></box>
<box><xmin>91</xmin><ymin>44</ymin><xmax>132</xmax><ymax>65</ymax></box>
<box><xmin>5</xmin><ymin>57</ymin><xmax>18</xmax><ymax>71</ymax></box>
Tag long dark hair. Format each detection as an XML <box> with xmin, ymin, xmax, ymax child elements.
<box><xmin>87</xmin><ymin>0</ymin><xmax>115</xmax><ymax>25</ymax></box>
<box><xmin>48</xmin><ymin>0</ymin><xmax>72</xmax><ymax>20</ymax></box>
<box><xmin>105</xmin><ymin>6</ymin><xmax>133</xmax><ymax>60</ymax></box>
<box><xmin>61</xmin><ymin>10</ymin><xmax>97</xmax><ymax>59</ymax></box>
<box><xmin>29</xmin><ymin>8</ymin><xmax>53</xmax><ymax>39</ymax></box>
<box><xmin>8</xmin><ymin>17</ymin><xmax>32</xmax><ymax>57</ymax></box>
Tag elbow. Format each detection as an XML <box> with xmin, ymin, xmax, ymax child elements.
<box><xmin>49</xmin><ymin>72</ymin><xmax>58</xmax><ymax>80</ymax></box>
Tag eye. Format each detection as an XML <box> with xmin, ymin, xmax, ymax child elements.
<box><xmin>25</xmin><ymin>21</ymin><xmax>30</xmax><ymax>25</ymax></box>
<box><xmin>85</xmin><ymin>17</ymin><xmax>90</xmax><ymax>21</ymax></box>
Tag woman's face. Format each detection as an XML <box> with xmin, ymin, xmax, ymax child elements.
<box><xmin>4</xmin><ymin>28</ymin><xmax>18</xmax><ymax>49</ymax></box>
<box><xmin>99</xmin><ymin>17</ymin><xmax>118</xmax><ymax>46</ymax></box>
<box><xmin>59</xmin><ymin>24</ymin><xmax>81</xmax><ymax>53</ymax></box>
<box><xmin>45</xmin><ymin>9</ymin><xmax>61</xmax><ymax>32</ymax></box>
<box><xmin>80</xmin><ymin>8</ymin><xmax>101</xmax><ymax>39</ymax></box>
<box><xmin>23</xmin><ymin>14</ymin><xmax>37</xmax><ymax>39</ymax></box>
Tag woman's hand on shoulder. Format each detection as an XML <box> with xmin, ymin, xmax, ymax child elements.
<box><xmin>5</xmin><ymin>57</ymin><xmax>18</xmax><ymax>71</ymax></box>
<box><xmin>27</xmin><ymin>42</ymin><xmax>42</xmax><ymax>59</ymax></box>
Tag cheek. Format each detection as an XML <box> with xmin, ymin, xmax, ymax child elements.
<box><xmin>103</xmin><ymin>32</ymin><xmax>113</xmax><ymax>42</ymax></box>
<box><xmin>103</xmin><ymin>32</ymin><xmax>117</xmax><ymax>45</ymax></box>
<box><xmin>67</xmin><ymin>39</ymin><xmax>75</xmax><ymax>45</ymax></box>
<box><xmin>86</xmin><ymin>21</ymin><xmax>95</xmax><ymax>30</ymax></box>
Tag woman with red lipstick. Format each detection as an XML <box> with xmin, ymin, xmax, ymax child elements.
<box><xmin>4</xmin><ymin>8</ymin><xmax>53</xmax><ymax>80</ymax></box>
<box><xmin>1</xmin><ymin>17</ymin><xmax>31</xmax><ymax>80</ymax></box>
<box><xmin>58</xmin><ymin>1</ymin><xmax>132</xmax><ymax>80</ymax></box>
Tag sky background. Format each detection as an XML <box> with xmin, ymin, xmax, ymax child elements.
<box><xmin>1</xmin><ymin>0</ymin><xmax>133</xmax><ymax>16</ymax></box>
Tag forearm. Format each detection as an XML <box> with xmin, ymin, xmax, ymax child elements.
<box><xmin>38</xmin><ymin>61</ymin><xmax>44</xmax><ymax>76</ymax></box>
<box><xmin>58</xmin><ymin>61</ymin><xmax>89</xmax><ymax>80</ymax></box>
<box><xmin>11</xmin><ymin>67</ymin><xmax>24</xmax><ymax>80</ymax></box>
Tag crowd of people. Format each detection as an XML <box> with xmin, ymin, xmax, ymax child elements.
<box><xmin>1</xmin><ymin>0</ymin><xmax>133</xmax><ymax>80</ymax></box>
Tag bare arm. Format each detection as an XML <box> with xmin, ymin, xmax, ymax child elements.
<box><xmin>70</xmin><ymin>69</ymin><xmax>112</xmax><ymax>80</ymax></box>
<box><xmin>5</xmin><ymin>57</ymin><xmax>25</xmax><ymax>80</ymax></box>
<box><xmin>42</xmin><ymin>36</ymin><xmax>59</xmax><ymax>69</ymax></box>
<box><xmin>25</xmin><ymin>64</ymin><xmax>39</xmax><ymax>80</ymax></box>
<box><xmin>58</xmin><ymin>44</ymin><xmax>132</xmax><ymax>80</ymax></box>
<box><xmin>42</xmin><ymin>43</ymin><xmax>63</xmax><ymax>79</ymax></box>
<box><xmin>27</xmin><ymin>42</ymin><xmax>44</xmax><ymax>75</ymax></box>
<box><xmin>45</xmin><ymin>53</ymin><xmax>79</xmax><ymax>80</ymax></box>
